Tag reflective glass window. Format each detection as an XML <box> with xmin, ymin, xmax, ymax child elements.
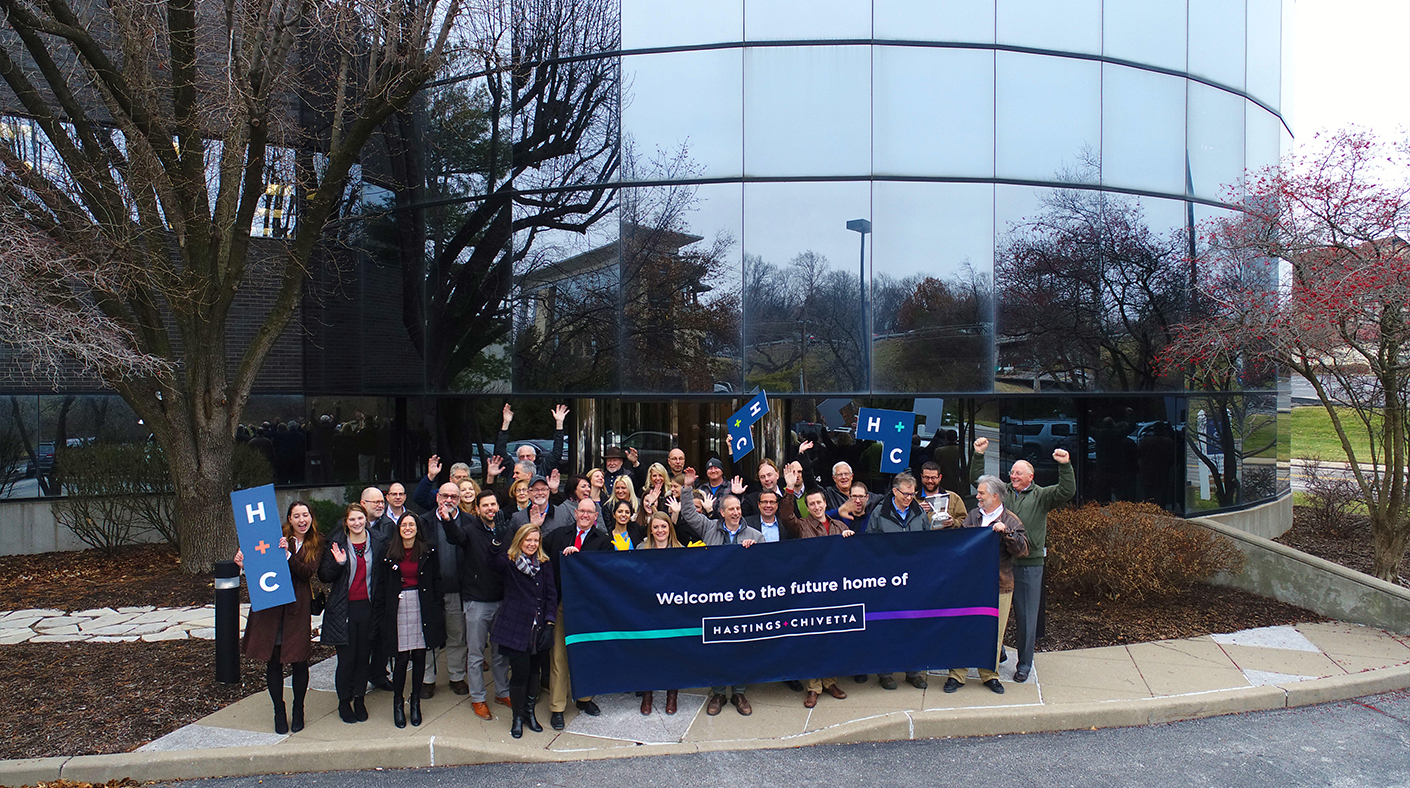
<box><xmin>1246</xmin><ymin>103</ymin><xmax>1281</xmax><ymax>177</ymax></box>
<box><xmin>622</xmin><ymin>49</ymin><xmax>744</xmax><ymax>180</ymax></box>
<box><xmin>744</xmin><ymin>0</ymin><xmax>870</xmax><ymax>41</ymax></box>
<box><xmin>1083</xmin><ymin>396</ymin><xmax>1185</xmax><ymax>512</ymax></box>
<box><xmin>995</xmin><ymin>0</ymin><xmax>1101</xmax><ymax>55</ymax></box>
<box><xmin>622</xmin><ymin>0</ymin><xmax>742</xmax><ymax>49</ymax></box>
<box><xmin>1188</xmin><ymin>0</ymin><xmax>1245</xmax><ymax>90</ymax></box>
<box><xmin>743</xmin><ymin>181</ymin><xmax>870</xmax><ymax>394</ymax></box>
<box><xmin>996</xmin><ymin>53</ymin><xmax>1100</xmax><ymax>184</ymax></box>
<box><xmin>870</xmin><ymin>182</ymin><xmax>994</xmax><ymax>394</ymax></box>
<box><xmin>874</xmin><ymin>0</ymin><xmax>995</xmax><ymax>44</ymax></box>
<box><xmin>1246</xmin><ymin>0</ymin><xmax>1282</xmax><ymax>111</ymax></box>
<box><xmin>1187</xmin><ymin>82</ymin><xmax>1246</xmax><ymax>202</ymax></box>
<box><xmin>512</xmin><ymin>205</ymin><xmax>622</xmax><ymax>394</ymax></box>
<box><xmin>1</xmin><ymin>395</ymin><xmax>41</xmax><ymax>499</ymax></box>
<box><xmin>744</xmin><ymin>45</ymin><xmax>871</xmax><ymax>178</ymax></box>
<box><xmin>995</xmin><ymin>186</ymin><xmax>1190</xmax><ymax>392</ymax></box>
<box><xmin>1104</xmin><ymin>0</ymin><xmax>1187</xmax><ymax>73</ymax></box>
<box><xmin>621</xmin><ymin>183</ymin><xmax>743</xmax><ymax>394</ymax></box>
<box><xmin>1101</xmin><ymin>65</ymin><xmax>1186</xmax><ymax>195</ymax></box>
<box><xmin>874</xmin><ymin>46</ymin><xmax>994</xmax><ymax>178</ymax></box>
<box><xmin>993</xmin><ymin>398</ymin><xmax>1079</xmax><ymax>489</ymax></box>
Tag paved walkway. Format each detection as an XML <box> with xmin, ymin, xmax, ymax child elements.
<box><xmin>0</xmin><ymin>604</ymin><xmax>253</xmax><ymax>644</ymax></box>
<box><xmin>4</xmin><ymin>618</ymin><xmax>1410</xmax><ymax>787</ymax></box>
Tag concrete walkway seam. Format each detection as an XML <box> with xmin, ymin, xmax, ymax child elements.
<box><xmin>5</xmin><ymin>667</ymin><xmax>1410</xmax><ymax>788</ymax></box>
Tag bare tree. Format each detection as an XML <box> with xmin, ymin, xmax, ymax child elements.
<box><xmin>0</xmin><ymin>0</ymin><xmax>470</xmax><ymax>571</ymax></box>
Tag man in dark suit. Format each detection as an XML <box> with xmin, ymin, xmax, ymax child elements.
<box><xmin>543</xmin><ymin>498</ymin><xmax>610</xmax><ymax>730</ymax></box>
<box><xmin>743</xmin><ymin>488</ymin><xmax>791</xmax><ymax>543</ymax></box>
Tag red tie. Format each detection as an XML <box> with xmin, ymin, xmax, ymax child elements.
<box><xmin>575</xmin><ymin>529</ymin><xmax>584</xmax><ymax>550</ymax></box>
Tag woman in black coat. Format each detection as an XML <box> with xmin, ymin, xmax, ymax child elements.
<box><xmin>317</xmin><ymin>502</ymin><xmax>386</xmax><ymax>723</ymax></box>
<box><xmin>490</xmin><ymin>523</ymin><xmax>557</xmax><ymax>738</ymax></box>
<box><xmin>372</xmin><ymin>512</ymin><xmax>447</xmax><ymax>728</ymax></box>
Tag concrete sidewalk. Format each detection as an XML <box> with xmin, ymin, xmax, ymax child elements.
<box><xmin>4</xmin><ymin>620</ymin><xmax>1410</xmax><ymax>787</ymax></box>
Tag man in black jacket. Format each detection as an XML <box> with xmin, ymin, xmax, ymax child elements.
<box><xmin>440</xmin><ymin>488</ymin><xmax>513</xmax><ymax>721</ymax></box>
<box><xmin>416</xmin><ymin>483</ymin><xmax>467</xmax><ymax>700</ymax></box>
<box><xmin>543</xmin><ymin>499</ymin><xmax>610</xmax><ymax>730</ymax></box>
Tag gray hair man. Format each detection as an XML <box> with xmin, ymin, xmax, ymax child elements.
<box><xmin>415</xmin><ymin>482</ymin><xmax>468</xmax><ymax>699</ymax></box>
<box><xmin>943</xmin><ymin>475</ymin><xmax>1028</xmax><ymax>694</ymax></box>
<box><xmin>968</xmin><ymin>438</ymin><xmax>1073</xmax><ymax>683</ymax></box>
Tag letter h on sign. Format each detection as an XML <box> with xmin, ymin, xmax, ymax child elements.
<box><xmin>230</xmin><ymin>484</ymin><xmax>296</xmax><ymax>612</ymax></box>
<box><xmin>726</xmin><ymin>390</ymin><xmax>769</xmax><ymax>461</ymax></box>
<box><xmin>856</xmin><ymin>407</ymin><xmax>917</xmax><ymax>473</ymax></box>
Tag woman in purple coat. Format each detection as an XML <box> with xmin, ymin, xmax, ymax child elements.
<box><xmin>490</xmin><ymin>524</ymin><xmax>557</xmax><ymax>738</ymax></box>
<box><xmin>234</xmin><ymin>501</ymin><xmax>321</xmax><ymax>734</ymax></box>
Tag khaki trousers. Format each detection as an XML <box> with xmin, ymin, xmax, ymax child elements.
<box><xmin>949</xmin><ymin>591</ymin><xmax>1013</xmax><ymax>684</ymax></box>
<box><xmin>550</xmin><ymin>603</ymin><xmax>593</xmax><ymax>712</ymax></box>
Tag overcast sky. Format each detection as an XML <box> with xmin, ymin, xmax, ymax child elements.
<box><xmin>1288</xmin><ymin>0</ymin><xmax>1410</xmax><ymax>146</ymax></box>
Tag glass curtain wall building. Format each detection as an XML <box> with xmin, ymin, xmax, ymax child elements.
<box><xmin>0</xmin><ymin>0</ymin><xmax>1291</xmax><ymax>519</ymax></box>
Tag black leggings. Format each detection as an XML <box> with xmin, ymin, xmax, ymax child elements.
<box><xmin>334</xmin><ymin>600</ymin><xmax>375</xmax><ymax>702</ymax></box>
<box><xmin>392</xmin><ymin>649</ymin><xmax>427</xmax><ymax>697</ymax></box>
<box><xmin>500</xmin><ymin>645</ymin><xmax>549</xmax><ymax>715</ymax></box>
<box><xmin>265</xmin><ymin>644</ymin><xmax>309</xmax><ymax>706</ymax></box>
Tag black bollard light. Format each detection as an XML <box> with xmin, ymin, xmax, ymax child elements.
<box><xmin>214</xmin><ymin>559</ymin><xmax>241</xmax><ymax>684</ymax></box>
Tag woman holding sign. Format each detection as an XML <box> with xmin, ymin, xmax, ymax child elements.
<box><xmin>490</xmin><ymin>523</ymin><xmax>557</xmax><ymax>738</ymax></box>
<box><xmin>636</xmin><ymin>510</ymin><xmax>683</xmax><ymax>715</ymax></box>
<box><xmin>372</xmin><ymin>513</ymin><xmax>446</xmax><ymax>727</ymax></box>
<box><xmin>319</xmin><ymin>502</ymin><xmax>387</xmax><ymax>723</ymax></box>
<box><xmin>234</xmin><ymin>500</ymin><xmax>322</xmax><ymax>735</ymax></box>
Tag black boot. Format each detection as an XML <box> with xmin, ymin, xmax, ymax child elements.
<box><xmin>524</xmin><ymin>703</ymin><xmax>542</xmax><ymax>732</ymax></box>
<box><xmin>393</xmin><ymin>695</ymin><xmax>407</xmax><ymax>728</ymax></box>
<box><xmin>409</xmin><ymin>693</ymin><xmax>423</xmax><ymax>727</ymax></box>
<box><xmin>338</xmin><ymin>699</ymin><xmax>356</xmax><ymax>724</ymax></box>
<box><xmin>510</xmin><ymin>714</ymin><xmax>524</xmax><ymax>738</ymax></box>
<box><xmin>291</xmin><ymin>662</ymin><xmax>308</xmax><ymax>733</ymax></box>
<box><xmin>291</xmin><ymin>699</ymin><xmax>305</xmax><ymax>733</ymax></box>
<box><xmin>273</xmin><ymin>702</ymin><xmax>289</xmax><ymax>735</ymax></box>
<box><xmin>353</xmin><ymin>695</ymin><xmax>368</xmax><ymax>722</ymax></box>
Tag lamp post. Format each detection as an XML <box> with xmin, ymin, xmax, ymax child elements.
<box><xmin>846</xmin><ymin>218</ymin><xmax>872</xmax><ymax>391</ymax></box>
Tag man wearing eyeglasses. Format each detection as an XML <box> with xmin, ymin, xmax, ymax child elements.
<box><xmin>416</xmin><ymin>482</ymin><xmax>468</xmax><ymax>699</ymax></box>
<box><xmin>865</xmin><ymin>471</ymin><xmax>932</xmax><ymax>690</ymax></box>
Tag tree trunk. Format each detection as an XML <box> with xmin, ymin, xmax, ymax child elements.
<box><xmin>1369</xmin><ymin>514</ymin><xmax>1409</xmax><ymax>584</ymax></box>
<box><xmin>153</xmin><ymin>395</ymin><xmax>240</xmax><ymax>575</ymax></box>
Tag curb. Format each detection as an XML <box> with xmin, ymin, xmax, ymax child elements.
<box><xmin>3</xmin><ymin>667</ymin><xmax>1409</xmax><ymax>787</ymax></box>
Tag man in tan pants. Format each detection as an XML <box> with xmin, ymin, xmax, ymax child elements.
<box><xmin>543</xmin><ymin>497</ymin><xmax>609</xmax><ymax>729</ymax></box>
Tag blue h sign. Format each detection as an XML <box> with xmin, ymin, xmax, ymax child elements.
<box><xmin>231</xmin><ymin>484</ymin><xmax>295</xmax><ymax>612</ymax></box>
<box><xmin>856</xmin><ymin>408</ymin><xmax>918</xmax><ymax>473</ymax></box>
<box><xmin>726</xmin><ymin>390</ymin><xmax>770</xmax><ymax>461</ymax></box>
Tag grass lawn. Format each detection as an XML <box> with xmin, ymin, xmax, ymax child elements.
<box><xmin>1292</xmin><ymin>405</ymin><xmax>1378</xmax><ymax>463</ymax></box>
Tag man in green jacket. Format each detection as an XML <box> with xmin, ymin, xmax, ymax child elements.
<box><xmin>970</xmin><ymin>437</ymin><xmax>1075</xmax><ymax>683</ymax></box>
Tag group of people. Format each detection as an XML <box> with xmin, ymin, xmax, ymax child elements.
<box><xmin>236</xmin><ymin>405</ymin><xmax>1076</xmax><ymax>738</ymax></box>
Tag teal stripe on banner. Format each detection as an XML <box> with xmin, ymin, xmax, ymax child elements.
<box><xmin>566</xmin><ymin>627</ymin><xmax>703</xmax><ymax>646</ymax></box>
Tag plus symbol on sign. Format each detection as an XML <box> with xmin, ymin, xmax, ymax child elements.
<box><xmin>254</xmin><ymin>540</ymin><xmax>271</xmax><ymax>554</ymax></box>
<box><xmin>894</xmin><ymin>421</ymin><xmax>906</xmax><ymax>432</ymax></box>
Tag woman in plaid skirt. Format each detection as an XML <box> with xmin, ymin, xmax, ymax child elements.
<box><xmin>373</xmin><ymin>512</ymin><xmax>446</xmax><ymax>728</ymax></box>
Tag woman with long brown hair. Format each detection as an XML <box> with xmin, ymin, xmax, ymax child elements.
<box><xmin>235</xmin><ymin>500</ymin><xmax>323</xmax><ymax>734</ymax></box>
<box><xmin>372</xmin><ymin>512</ymin><xmax>446</xmax><ymax>727</ymax></box>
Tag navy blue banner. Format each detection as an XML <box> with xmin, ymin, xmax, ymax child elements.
<box><xmin>562</xmin><ymin>529</ymin><xmax>999</xmax><ymax>697</ymax></box>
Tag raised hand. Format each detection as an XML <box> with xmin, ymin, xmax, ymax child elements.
<box><xmin>427</xmin><ymin>454</ymin><xmax>442</xmax><ymax>479</ymax></box>
<box><xmin>1053</xmin><ymin>448</ymin><xmax>1070</xmax><ymax>464</ymax></box>
<box><xmin>501</xmin><ymin>403</ymin><xmax>514</xmax><ymax>430</ymax></box>
<box><xmin>626</xmin><ymin>446</ymin><xmax>639</xmax><ymax>465</ymax></box>
<box><xmin>683</xmin><ymin>468</ymin><xmax>697</xmax><ymax>488</ymax></box>
<box><xmin>329</xmin><ymin>542</ymin><xmax>347</xmax><ymax>565</ymax></box>
<box><xmin>665</xmin><ymin>496</ymin><xmax>682</xmax><ymax>516</ymax></box>
<box><xmin>233</xmin><ymin>549</ymin><xmax>245</xmax><ymax>569</ymax></box>
<box><xmin>530</xmin><ymin>507</ymin><xmax>546</xmax><ymax>528</ymax></box>
<box><xmin>731</xmin><ymin>475</ymin><xmax>747</xmax><ymax>495</ymax></box>
<box><xmin>974</xmin><ymin>436</ymin><xmax>989</xmax><ymax>453</ymax></box>
<box><xmin>643</xmin><ymin>488</ymin><xmax>661</xmax><ymax>510</ymax></box>
<box><xmin>487</xmin><ymin>455</ymin><xmax>505</xmax><ymax>479</ymax></box>
<box><xmin>548</xmin><ymin>468</ymin><xmax>561</xmax><ymax>493</ymax></box>
<box><xmin>551</xmin><ymin>404</ymin><xmax>570</xmax><ymax>428</ymax></box>
<box><xmin>783</xmin><ymin>465</ymin><xmax>800</xmax><ymax>491</ymax></box>
<box><xmin>798</xmin><ymin>440</ymin><xmax>814</xmax><ymax>454</ymax></box>
<box><xmin>699</xmin><ymin>490</ymin><xmax>716</xmax><ymax>514</ymax></box>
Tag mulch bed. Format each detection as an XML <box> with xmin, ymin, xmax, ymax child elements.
<box><xmin>0</xmin><ymin>543</ymin><xmax>1323</xmax><ymax>761</ymax></box>
<box><xmin>1275</xmin><ymin>506</ymin><xmax>1410</xmax><ymax>588</ymax></box>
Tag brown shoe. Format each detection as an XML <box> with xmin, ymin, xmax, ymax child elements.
<box><xmin>450</xmin><ymin>680</ymin><xmax>470</xmax><ymax>696</ymax></box>
<box><xmin>419</xmin><ymin>683</ymin><xmax>435</xmax><ymax>699</ymax></box>
<box><xmin>705</xmin><ymin>693</ymin><xmax>726</xmax><ymax>716</ymax></box>
<box><xmin>665</xmin><ymin>690</ymin><xmax>678</xmax><ymax>715</ymax></box>
<box><xmin>494</xmin><ymin>695</ymin><xmax>512</xmax><ymax>708</ymax></box>
<box><xmin>471</xmin><ymin>701</ymin><xmax>492</xmax><ymax>720</ymax></box>
<box><xmin>825</xmin><ymin>683</ymin><xmax>848</xmax><ymax>700</ymax></box>
<box><xmin>640</xmin><ymin>691</ymin><xmax>654</xmax><ymax>715</ymax></box>
<box><xmin>731</xmin><ymin>693</ymin><xmax>752</xmax><ymax>716</ymax></box>
<box><xmin>803</xmin><ymin>690</ymin><xmax>818</xmax><ymax>708</ymax></box>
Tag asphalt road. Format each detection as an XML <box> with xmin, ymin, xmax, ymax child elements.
<box><xmin>161</xmin><ymin>690</ymin><xmax>1410</xmax><ymax>788</ymax></box>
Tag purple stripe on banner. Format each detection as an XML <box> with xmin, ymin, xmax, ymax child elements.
<box><xmin>869</xmin><ymin>607</ymin><xmax>999</xmax><ymax>620</ymax></box>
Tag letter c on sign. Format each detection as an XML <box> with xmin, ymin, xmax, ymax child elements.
<box><xmin>735</xmin><ymin>436</ymin><xmax>748</xmax><ymax>451</ymax></box>
<box><xmin>889</xmin><ymin>447</ymin><xmax>903</xmax><ymax>464</ymax></box>
<box><xmin>259</xmin><ymin>572</ymin><xmax>281</xmax><ymax>593</ymax></box>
